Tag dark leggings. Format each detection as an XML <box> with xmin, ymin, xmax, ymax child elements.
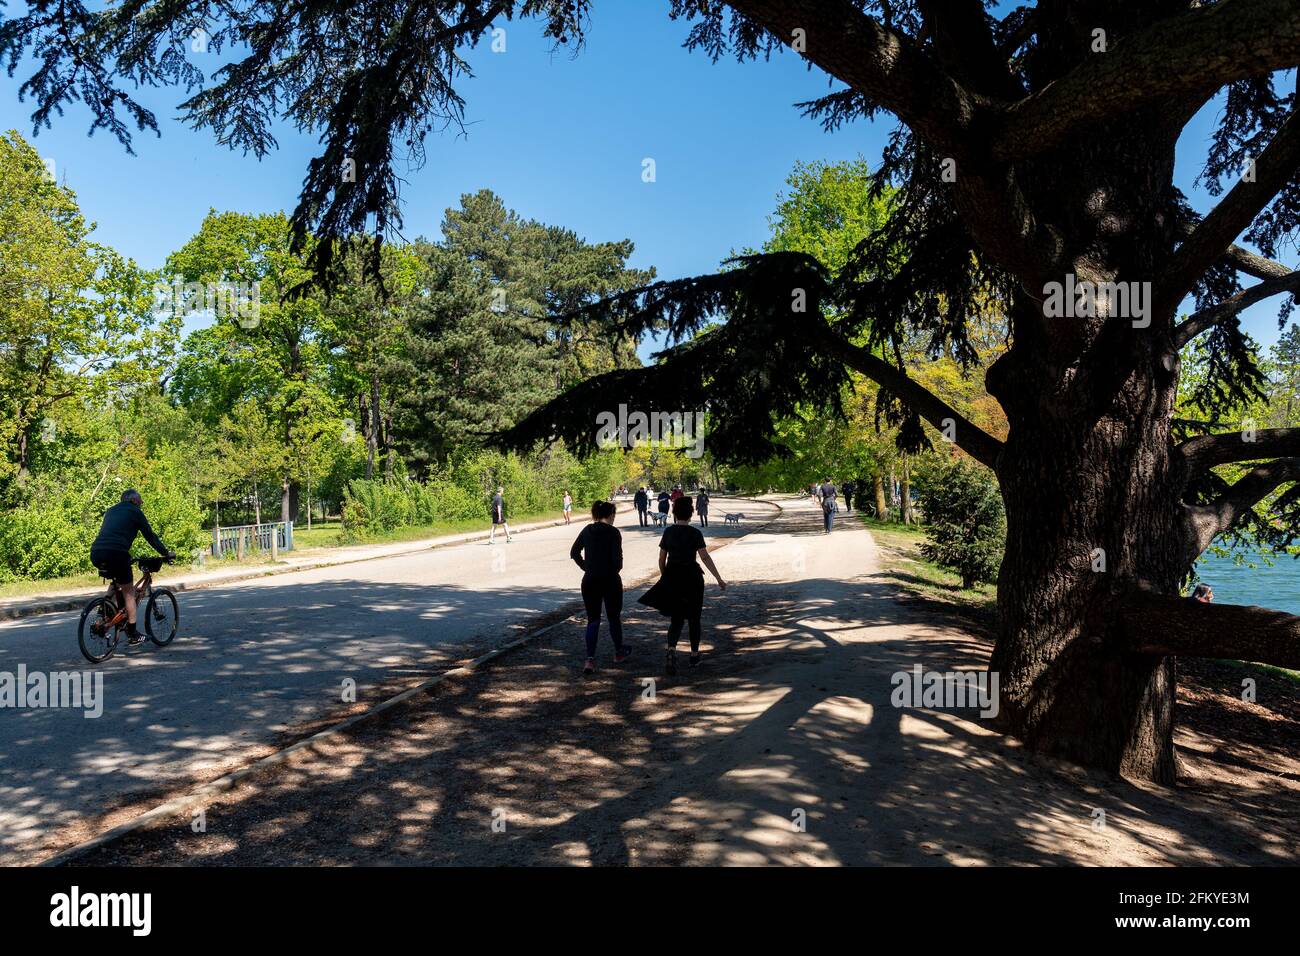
<box><xmin>667</xmin><ymin>615</ymin><xmax>702</xmax><ymax>654</ymax></box>
<box><xmin>581</xmin><ymin>574</ymin><xmax>624</xmax><ymax>657</ymax></box>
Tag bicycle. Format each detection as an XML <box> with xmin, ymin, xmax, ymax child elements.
<box><xmin>77</xmin><ymin>556</ymin><xmax>179</xmax><ymax>664</ymax></box>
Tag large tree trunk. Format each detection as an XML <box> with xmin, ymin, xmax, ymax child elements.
<box><xmin>987</xmin><ymin>293</ymin><xmax>1189</xmax><ymax>784</ymax></box>
<box><xmin>873</xmin><ymin>473</ymin><xmax>887</xmax><ymax>518</ymax></box>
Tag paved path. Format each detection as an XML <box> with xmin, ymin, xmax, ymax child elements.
<box><xmin>0</xmin><ymin>499</ymin><xmax>774</xmax><ymax>863</ymax></box>
<box><xmin>66</xmin><ymin>496</ymin><xmax>1300</xmax><ymax>867</ymax></box>
<box><xmin>0</xmin><ymin>513</ymin><xmax>573</xmax><ymax>620</ymax></box>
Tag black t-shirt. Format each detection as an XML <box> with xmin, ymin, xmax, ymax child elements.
<box><xmin>570</xmin><ymin>522</ymin><xmax>623</xmax><ymax>576</ymax></box>
<box><xmin>491</xmin><ymin>494</ymin><xmax>505</xmax><ymax>521</ymax></box>
<box><xmin>659</xmin><ymin>522</ymin><xmax>706</xmax><ymax>566</ymax></box>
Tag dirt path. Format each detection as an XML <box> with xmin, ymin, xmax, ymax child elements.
<box><xmin>67</xmin><ymin>499</ymin><xmax>1300</xmax><ymax>866</ymax></box>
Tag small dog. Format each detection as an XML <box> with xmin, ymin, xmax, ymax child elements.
<box><xmin>724</xmin><ymin>513</ymin><xmax>744</xmax><ymax>525</ymax></box>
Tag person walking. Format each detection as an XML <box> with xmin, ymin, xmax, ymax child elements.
<box><xmin>562</xmin><ymin>490</ymin><xmax>573</xmax><ymax>525</ymax></box>
<box><xmin>819</xmin><ymin>477</ymin><xmax>838</xmax><ymax>533</ymax></box>
<box><xmin>638</xmin><ymin>496</ymin><xmax>727</xmax><ymax>675</ymax></box>
<box><xmin>634</xmin><ymin>486</ymin><xmax>650</xmax><ymax>527</ymax></box>
<box><xmin>489</xmin><ymin>485</ymin><xmax>512</xmax><ymax>544</ymax></box>
<box><xmin>695</xmin><ymin>488</ymin><xmax>710</xmax><ymax>527</ymax></box>
<box><xmin>842</xmin><ymin>479</ymin><xmax>856</xmax><ymax>513</ymax></box>
<box><xmin>657</xmin><ymin>489</ymin><xmax>671</xmax><ymax>521</ymax></box>
<box><xmin>670</xmin><ymin>485</ymin><xmax>684</xmax><ymax>502</ymax></box>
<box><xmin>570</xmin><ymin>500</ymin><xmax>628</xmax><ymax>675</ymax></box>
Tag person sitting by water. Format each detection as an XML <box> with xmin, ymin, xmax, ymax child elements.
<box><xmin>1192</xmin><ymin>583</ymin><xmax>1214</xmax><ymax>603</ymax></box>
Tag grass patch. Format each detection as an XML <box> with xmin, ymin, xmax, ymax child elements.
<box><xmin>854</xmin><ymin>513</ymin><xmax>997</xmax><ymax>616</ymax></box>
<box><xmin>294</xmin><ymin>511</ymin><xmax>559</xmax><ymax>549</ymax></box>
<box><xmin>1209</xmin><ymin>657</ymin><xmax>1300</xmax><ymax>688</ymax></box>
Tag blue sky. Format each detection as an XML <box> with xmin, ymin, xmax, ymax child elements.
<box><xmin>1</xmin><ymin>2</ymin><xmax>1295</xmax><ymax>351</ymax></box>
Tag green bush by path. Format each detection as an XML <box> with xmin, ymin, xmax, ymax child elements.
<box><xmin>913</xmin><ymin>457</ymin><xmax>1005</xmax><ymax>590</ymax></box>
<box><xmin>340</xmin><ymin>448</ymin><xmax>624</xmax><ymax>540</ymax></box>
<box><xmin>0</xmin><ymin>442</ymin><xmax>207</xmax><ymax>582</ymax></box>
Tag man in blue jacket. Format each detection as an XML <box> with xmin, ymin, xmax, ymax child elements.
<box><xmin>634</xmin><ymin>486</ymin><xmax>650</xmax><ymax>526</ymax></box>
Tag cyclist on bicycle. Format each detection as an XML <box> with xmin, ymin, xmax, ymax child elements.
<box><xmin>90</xmin><ymin>489</ymin><xmax>175</xmax><ymax>645</ymax></box>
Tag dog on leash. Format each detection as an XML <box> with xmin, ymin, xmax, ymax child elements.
<box><xmin>652</xmin><ymin>511</ymin><xmax>669</xmax><ymax>527</ymax></box>
<box><xmin>724</xmin><ymin>513</ymin><xmax>744</xmax><ymax>525</ymax></box>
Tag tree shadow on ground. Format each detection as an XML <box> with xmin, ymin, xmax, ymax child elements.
<box><xmin>67</xmin><ymin>507</ymin><xmax>1300</xmax><ymax>867</ymax></box>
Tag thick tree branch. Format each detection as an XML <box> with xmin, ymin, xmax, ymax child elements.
<box><xmin>724</xmin><ymin>0</ymin><xmax>1059</xmax><ymax>284</ymax></box>
<box><xmin>1122</xmin><ymin>591</ymin><xmax>1300</xmax><ymax>670</ymax></box>
<box><xmin>1178</xmin><ymin>221</ymin><xmax>1294</xmax><ymax>281</ymax></box>
<box><xmin>820</xmin><ymin>331</ymin><xmax>1004</xmax><ymax>470</ymax></box>
<box><xmin>916</xmin><ymin>0</ymin><xmax>1024</xmax><ymax>101</ymax></box>
<box><xmin>1223</xmin><ymin>243</ymin><xmax>1295</xmax><ymax>281</ymax></box>
<box><xmin>1179</xmin><ymin>428</ymin><xmax>1300</xmax><ymax>471</ymax></box>
<box><xmin>990</xmin><ymin>0</ymin><xmax>1300</xmax><ymax>162</ymax></box>
<box><xmin>721</xmin><ymin>0</ymin><xmax>986</xmax><ymax>160</ymax></box>
<box><xmin>1173</xmin><ymin>270</ymin><xmax>1300</xmax><ymax>346</ymax></box>
<box><xmin>1159</xmin><ymin>108</ymin><xmax>1300</xmax><ymax>313</ymax></box>
<box><xmin>1186</xmin><ymin>457</ymin><xmax>1300</xmax><ymax>553</ymax></box>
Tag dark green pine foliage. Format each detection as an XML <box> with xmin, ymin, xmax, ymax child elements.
<box><xmin>392</xmin><ymin>190</ymin><xmax>652</xmax><ymax>470</ymax></box>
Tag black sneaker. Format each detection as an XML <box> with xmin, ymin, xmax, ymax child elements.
<box><xmin>127</xmin><ymin>626</ymin><xmax>145</xmax><ymax>646</ymax></box>
<box><xmin>689</xmin><ymin>653</ymin><xmax>702</xmax><ymax>669</ymax></box>
<box><xmin>665</xmin><ymin>648</ymin><xmax>678</xmax><ymax>676</ymax></box>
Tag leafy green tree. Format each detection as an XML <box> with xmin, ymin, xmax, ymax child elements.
<box><xmin>0</xmin><ymin>130</ymin><xmax>167</xmax><ymax>499</ymax></box>
<box><xmin>166</xmin><ymin>211</ymin><xmax>333</xmax><ymax>523</ymax></box>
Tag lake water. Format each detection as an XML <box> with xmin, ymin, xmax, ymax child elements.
<box><xmin>1196</xmin><ymin>550</ymin><xmax>1300</xmax><ymax>615</ymax></box>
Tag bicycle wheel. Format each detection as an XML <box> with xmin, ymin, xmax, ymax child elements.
<box><xmin>78</xmin><ymin>596</ymin><xmax>121</xmax><ymax>664</ymax></box>
<box><xmin>146</xmin><ymin>588</ymin><xmax>179</xmax><ymax>646</ymax></box>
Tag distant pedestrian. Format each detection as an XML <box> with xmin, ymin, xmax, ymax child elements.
<box><xmin>570</xmin><ymin>501</ymin><xmax>628</xmax><ymax>675</ymax></box>
<box><xmin>695</xmin><ymin>489</ymin><xmax>710</xmax><ymax>527</ymax></box>
<box><xmin>634</xmin><ymin>486</ymin><xmax>650</xmax><ymax>526</ymax></box>
<box><xmin>819</xmin><ymin>477</ymin><xmax>838</xmax><ymax>533</ymax></box>
<box><xmin>489</xmin><ymin>485</ymin><xmax>512</xmax><ymax>544</ymax></box>
<box><xmin>657</xmin><ymin>489</ymin><xmax>671</xmax><ymax>516</ymax></box>
<box><xmin>670</xmin><ymin>486</ymin><xmax>684</xmax><ymax>502</ymax></box>
<box><xmin>842</xmin><ymin>479</ymin><xmax>856</xmax><ymax>512</ymax></box>
<box><xmin>562</xmin><ymin>490</ymin><xmax>573</xmax><ymax>525</ymax></box>
<box><xmin>639</xmin><ymin>496</ymin><xmax>727</xmax><ymax>674</ymax></box>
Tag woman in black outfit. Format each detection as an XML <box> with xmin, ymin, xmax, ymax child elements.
<box><xmin>638</xmin><ymin>496</ymin><xmax>727</xmax><ymax>674</ymax></box>
<box><xmin>569</xmin><ymin>500</ymin><xmax>628</xmax><ymax>675</ymax></box>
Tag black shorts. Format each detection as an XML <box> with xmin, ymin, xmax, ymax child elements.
<box><xmin>90</xmin><ymin>548</ymin><xmax>133</xmax><ymax>585</ymax></box>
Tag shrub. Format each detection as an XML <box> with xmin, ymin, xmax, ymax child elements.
<box><xmin>917</xmin><ymin>457</ymin><xmax>1005</xmax><ymax>590</ymax></box>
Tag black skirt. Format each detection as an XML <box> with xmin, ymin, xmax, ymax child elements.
<box><xmin>638</xmin><ymin>562</ymin><xmax>705</xmax><ymax>619</ymax></box>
